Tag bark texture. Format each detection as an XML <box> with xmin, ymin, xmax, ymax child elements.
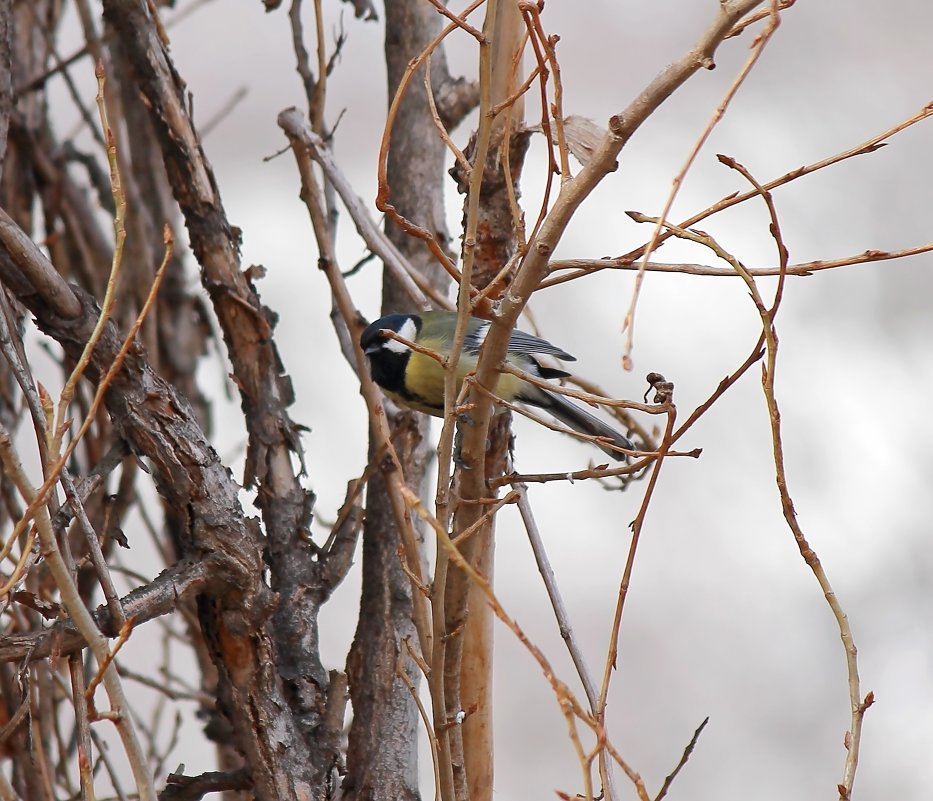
<box><xmin>342</xmin><ymin>1</ymin><xmax>457</xmax><ymax>799</ymax></box>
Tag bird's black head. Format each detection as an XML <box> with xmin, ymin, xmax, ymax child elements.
<box><xmin>360</xmin><ymin>313</ymin><xmax>422</xmax><ymax>395</ymax></box>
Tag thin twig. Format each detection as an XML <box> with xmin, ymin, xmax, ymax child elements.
<box><xmin>403</xmin><ymin>484</ymin><xmax>650</xmax><ymax>800</ymax></box>
<box><xmin>515</xmin><ymin>486</ymin><xmax>599</xmax><ymax>709</ymax></box>
<box><xmin>424</xmin><ymin>55</ymin><xmax>471</xmax><ymax>177</ymax></box>
<box><xmin>545</xmin><ymin>241</ymin><xmax>933</xmax><ymax>282</ymax></box>
<box><xmin>596</xmin><ymin>402</ymin><xmax>676</xmax><ymax>724</ymax></box>
<box><xmin>375</xmin><ymin>0</ymin><xmax>486</xmax><ymax>284</ymax></box>
<box><xmin>653</xmin><ymin>717</ymin><xmax>709</xmax><ymax>801</ymax></box>
<box><xmin>423</xmin><ymin>0</ymin><xmax>485</xmax><ymax>41</ymax></box>
<box><xmin>69</xmin><ymin>653</ymin><xmax>96</xmax><ymax>801</ymax></box>
<box><xmin>276</xmin><ymin>110</ymin><xmax>446</xmax><ymax>310</ymax></box>
<box><xmin>719</xmin><ymin>153</ymin><xmax>868</xmax><ymax>801</ymax></box>
<box><xmin>84</xmin><ymin>617</ymin><xmax>137</xmax><ymax>715</ymax></box>
<box><xmin>399</xmin><ymin>639</ymin><xmax>443</xmax><ymax>801</ymax></box>
<box><xmin>543</xmin><ymin>102</ymin><xmax>933</xmax><ymax>290</ymax></box>
<box><xmin>620</xmin><ymin>0</ymin><xmax>782</xmax><ymax>369</ymax></box>
<box><xmin>54</xmin><ymin>61</ymin><xmax>128</xmax><ymax>450</ymax></box>
<box><xmin>199</xmin><ymin>86</ymin><xmax>248</xmax><ymax>137</ymax></box>
<box><xmin>279</xmin><ymin>118</ymin><xmax>435</xmax><ymax>660</ymax></box>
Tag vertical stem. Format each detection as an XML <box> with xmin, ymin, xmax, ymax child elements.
<box><xmin>69</xmin><ymin>654</ymin><xmax>96</xmax><ymax>801</ymax></box>
<box><xmin>451</xmin><ymin>4</ymin><xmax>525</xmax><ymax>801</ymax></box>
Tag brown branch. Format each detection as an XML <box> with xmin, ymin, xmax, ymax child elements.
<box><xmin>458</xmin><ymin>0</ymin><xmax>768</xmax><ymax>528</ymax></box>
<box><xmin>0</xmin><ymin>559</ymin><xmax>208</xmax><ymax>664</ymax></box>
<box><xmin>543</xmin><ymin>102</ymin><xmax>933</xmax><ymax>289</ymax></box>
<box><xmin>596</xmin><ymin>402</ymin><xmax>677</xmax><ymax>767</ymax></box>
<box><xmin>545</xmin><ymin>241</ymin><xmax>933</xmax><ymax>282</ymax></box>
<box><xmin>375</xmin><ymin>0</ymin><xmax>486</xmax><ymax>287</ymax></box>
<box><xmin>101</xmin><ymin>0</ymin><xmax>305</xmax><ymax>489</ymax></box>
<box><xmin>653</xmin><ymin>717</ymin><xmax>709</xmax><ymax>801</ymax></box>
<box><xmin>276</xmin><ymin>109</ymin><xmax>447</xmax><ymax>310</ymax></box>
<box><xmin>16</xmin><ymin>274</ymin><xmax>300</xmax><ymax>801</ymax></box>
<box><xmin>99</xmin><ymin>4</ymin><xmax>350</xmax><ymax>796</ymax></box>
<box><xmin>159</xmin><ymin>767</ymin><xmax>252</xmax><ymax>801</ymax></box>
<box><xmin>619</xmin><ymin>0</ymin><xmax>782</xmax><ymax>369</ymax></box>
<box><xmin>424</xmin><ymin>55</ymin><xmax>472</xmax><ymax>178</ymax></box>
<box><xmin>423</xmin><ymin>0</ymin><xmax>485</xmax><ymax>41</ymax></box>
<box><xmin>85</xmin><ymin>616</ymin><xmax>137</xmax><ymax>718</ymax></box>
<box><xmin>727</xmin><ymin>0</ymin><xmax>796</xmax><ymax>37</ymax></box>
<box><xmin>0</xmin><ymin>207</ymin><xmax>81</xmax><ymax>319</ymax></box>
<box><xmin>719</xmin><ymin>155</ymin><xmax>868</xmax><ymax>801</ymax></box>
<box><xmin>431</xmin><ymin>73</ymin><xmax>480</xmax><ymax>131</ymax></box>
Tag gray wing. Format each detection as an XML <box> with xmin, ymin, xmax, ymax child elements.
<box><xmin>463</xmin><ymin>318</ymin><xmax>576</xmax><ymax>361</ymax></box>
<box><xmin>507</xmin><ymin>328</ymin><xmax>576</xmax><ymax>361</ymax></box>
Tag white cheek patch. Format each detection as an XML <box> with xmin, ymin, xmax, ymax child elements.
<box><xmin>384</xmin><ymin>317</ymin><xmax>418</xmax><ymax>354</ymax></box>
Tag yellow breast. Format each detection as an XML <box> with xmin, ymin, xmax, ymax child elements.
<box><xmin>399</xmin><ymin>350</ymin><xmax>524</xmax><ymax>417</ymax></box>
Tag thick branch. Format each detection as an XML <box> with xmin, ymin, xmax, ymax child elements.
<box><xmin>0</xmin><ymin>207</ymin><xmax>82</xmax><ymax>318</ymax></box>
<box><xmin>100</xmin><ymin>3</ymin><xmax>343</xmax><ymax>795</ymax></box>
<box><xmin>0</xmin><ymin>559</ymin><xmax>207</xmax><ymax>663</ymax></box>
<box><xmin>159</xmin><ymin>767</ymin><xmax>252</xmax><ymax>801</ymax></box>
<box><xmin>15</xmin><ymin>282</ymin><xmax>305</xmax><ymax>801</ymax></box>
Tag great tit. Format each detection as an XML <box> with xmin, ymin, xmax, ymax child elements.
<box><xmin>360</xmin><ymin>310</ymin><xmax>633</xmax><ymax>461</ymax></box>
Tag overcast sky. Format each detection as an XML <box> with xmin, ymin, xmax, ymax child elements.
<box><xmin>54</xmin><ymin>1</ymin><xmax>933</xmax><ymax>798</ymax></box>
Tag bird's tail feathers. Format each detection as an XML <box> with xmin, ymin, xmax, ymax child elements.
<box><xmin>533</xmin><ymin>388</ymin><xmax>633</xmax><ymax>462</ymax></box>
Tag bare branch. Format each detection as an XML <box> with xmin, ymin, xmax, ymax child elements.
<box><xmin>159</xmin><ymin>767</ymin><xmax>252</xmax><ymax>801</ymax></box>
<box><xmin>0</xmin><ymin>207</ymin><xmax>81</xmax><ymax>319</ymax></box>
<box><xmin>653</xmin><ymin>717</ymin><xmax>710</xmax><ymax>801</ymax></box>
<box><xmin>0</xmin><ymin>559</ymin><xmax>208</xmax><ymax>664</ymax></box>
<box><xmin>277</xmin><ymin>108</ymin><xmax>446</xmax><ymax>310</ymax></box>
<box><xmin>458</xmin><ymin>0</ymin><xmax>769</xmax><ymax>532</ymax></box>
<box><xmin>547</xmin><ymin>242</ymin><xmax>933</xmax><ymax>280</ymax></box>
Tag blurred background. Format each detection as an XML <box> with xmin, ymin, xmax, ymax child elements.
<box><xmin>47</xmin><ymin>1</ymin><xmax>933</xmax><ymax>798</ymax></box>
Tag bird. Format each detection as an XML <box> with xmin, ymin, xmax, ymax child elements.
<box><xmin>359</xmin><ymin>310</ymin><xmax>633</xmax><ymax>461</ymax></box>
